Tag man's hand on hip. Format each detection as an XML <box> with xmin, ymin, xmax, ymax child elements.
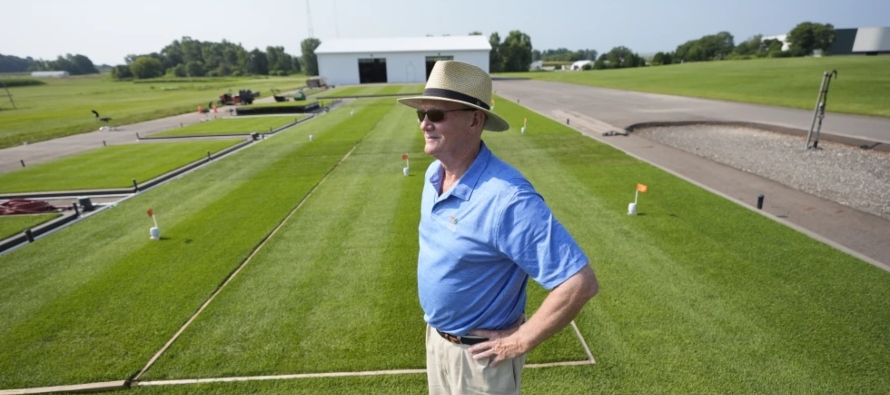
<box><xmin>467</xmin><ymin>315</ymin><xmax>526</xmax><ymax>367</ymax></box>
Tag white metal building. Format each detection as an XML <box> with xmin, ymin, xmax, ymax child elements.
<box><xmin>571</xmin><ymin>60</ymin><xmax>593</xmax><ymax>70</ymax></box>
<box><xmin>850</xmin><ymin>27</ymin><xmax>890</xmax><ymax>53</ymax></box>
<box><xmin>315</xmin><ymin>36</ymin><xmax>491</xmax><ymax>86</ymax></box>
<box><xmin>762</xmin><ymin>34</ymin><xmax>791</xmax><ymax>51</ymax></box>
<box><xmin>30</xmin><ymin>71</ymin><xmax>69</xmax><ymax>77</ymax></box>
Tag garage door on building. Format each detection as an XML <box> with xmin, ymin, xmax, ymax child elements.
<box><xmin>359</xmin><ymin>58</ymin><xmax>387</xmax><ymax>83</ymax></box>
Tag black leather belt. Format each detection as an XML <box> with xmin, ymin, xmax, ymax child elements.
<box><xmin>436</xmin><ymin>329</ymin><xmax>488</xmax><ymax>345</ymax></box>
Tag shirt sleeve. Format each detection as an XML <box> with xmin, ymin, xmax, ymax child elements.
<box><xmin>495</xmin><ymin>186</ymin><xmax>589</xmax><ymax>290</ymax></box>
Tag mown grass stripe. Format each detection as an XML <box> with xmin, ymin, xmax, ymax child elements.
<box><xmin>484</xmin><ymin>97</ymin><xmax>890</xmax><ymax>393</ymax></box>
<box><xmin>141</xmin><ymin>98</ymin><xmax>590</xmax><ymax>380</ymax></box>
<box><xmin>132</xmin><ymin>122</ymin><xmax>369</xmax><ymax>382</ymax></box>
<box><xmin>0</xmin><ymin>214</ymin><xmax>61</xmax><ymax>241</ymax></box>
<box><xmin>0</xmin><ymin>101</ymin><xmax>386</xmax><ymax>389</ymax></box>
<box><xmin>0</xmin><ymin>140</ymin><xmax>242</xmax><ymax>193</ymax></box>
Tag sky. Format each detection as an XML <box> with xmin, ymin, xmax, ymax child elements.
<box><xmin>3</xmin><ymin>0</ymin><xmax>888</xmax><ymax>65</ymax></box>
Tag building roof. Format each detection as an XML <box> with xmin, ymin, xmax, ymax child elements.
<box><xmin>315</xmin><ymin>36</ymin><xmax>491</xmax><ymax>54</ymax></box>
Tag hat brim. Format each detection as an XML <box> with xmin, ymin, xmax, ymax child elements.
<box><xmin>397</xmin><ymin>96</ymin><xmax>510</xmax><ymax>132</ymax></box>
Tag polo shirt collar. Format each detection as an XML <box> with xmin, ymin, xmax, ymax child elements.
<box><xmin>447</xmin><ymin>141</ymin><xmax>492</xmax><ymax>201</ymax></box>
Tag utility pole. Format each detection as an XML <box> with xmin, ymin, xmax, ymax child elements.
<box><xmin>1</xmin><ymin>81</ymin><xmax>16</xmax><ymax>110</ymax></box>
<box><xmin>306</xmin><ymin>0</ymin><xmax>314</xmax><ymax>38</ymax></box>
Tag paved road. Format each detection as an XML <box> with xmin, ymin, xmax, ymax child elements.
<box><xmin>494</xmin><ymin>79</ymin><xmax>890</xmax><ymax>145</ymax></box>
<box><xmin>493</xmin><ymin>79</ymin><xmax>890</xmax><ymax>270</ymax></box>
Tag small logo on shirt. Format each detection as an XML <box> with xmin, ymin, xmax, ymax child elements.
<box><xmin>446</xmin><ymin>215</ymin><xmax>459</xmax><ymax>231</ymax></box>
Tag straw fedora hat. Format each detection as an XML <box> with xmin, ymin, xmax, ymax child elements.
<box><xmin>398</xmin><ymin>61</ymin><xmax>510</xmax><ymax>132</ymax></box>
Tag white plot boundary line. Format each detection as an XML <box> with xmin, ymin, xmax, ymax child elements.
<box><xmin>131</xmin><ymin>140</ymin><xmax>364</xmax><ymax>382</ymax></box>
<box><xmin>132</xmin><ymin>108</ymin><xmax>597</xmax><ymax>386</ymax></box>
<box><xmin>136</xmin><ymin>320</ymin><xmax>596</xmax><ymax>387</ymax></box>
<box><xmin>136</xmin><ymin>361</ymin><xmax>593</xmax><ymax>387</ymax></box>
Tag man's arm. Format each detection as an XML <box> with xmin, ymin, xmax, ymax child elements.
<box><xmin>468</xmin><ymin>264</ymin><xmax>598</xmax><ymax>366</ymax></box>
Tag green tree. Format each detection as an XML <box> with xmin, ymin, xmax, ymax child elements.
<box><xmin>652</xmin><ymin>52</ymin><xmax>667</xmax><ymax>65</ymax></box>
<box><xmin>247</xmin><ymin>48</ymin><xmax>269</xmax><ymax>75</ymax></box>
<box><xmin>129</xmin><ymin>56</ymin><xmax>164</xmax><ymax>79</ymax></box>
<box><xmin>674</xmin><ymin>31</ymin><xmax>735</xmax><ymax>62</ymax></box>
<box><xmin>788</xmin><ymin>22</ymin><xmax>836</xmax><ymax>56</ymax></box>
<box><xmin>733</xmin><ymin>35</ymin><xmax>763</xmax><ymax>56</ymax></box>
<box><xmin>186</xmin><ymin>61</ymin><xmax>205</xmax><ymax>77</ymax></box>
<box><xmin>762</xmin><ymin>38</ymin><xmax>784</xmax><ymax>55</ymax></box>
<box><xmin>300</xmin><ymin>38</ymin><xmax>321</xmax><ymax>76</ymax></box>
<box><xmin>110</xmin><ymin>65</ymin><xmax>133</xmax><ymax>79</ymax></box>
<box><xmin>468</xmin><ymin>31</ymin><xmax>482</xmax><ymax>35</ymax></box>
<box><xmin>499</xmin><ymin>30</ymin><xmax>532</xmax><ymax>72</ymax></box>
<box><xmin>593</xmin><ymin>53</ymin><xmax>607</xmax><ymax>70</ymax></box>
<box><xmin>67</xmin><ymin>54</ymin><xmax>99</xmax><ymax>74</ymax></box>
<box><xmin>606</xmin><ymin>46</ymin><xmax>634</xmax><ymax>68</ymax></box>
<box><xmin>488</xmin><ymin>32</ymin><xmax>502</xmax><ymax>73</ymax></box>
<box><xmin>170</xmin><ymin>63</ymin><xmax>188</xmax><ymax>77</ymax></box>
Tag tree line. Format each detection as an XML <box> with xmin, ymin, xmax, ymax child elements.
<box><xmin>112</xmin><ymin>36</ymin><xmax>306</xmax><ymax>80</ymax></box>
<box><xmin>533</xmin><ymin>48</ymin><xmax>599</xmax><ymax>62</ymax></box>
<box><xmin>0</xmin><ymin>53</ymin><xmax>98</xmax><ymax>75</ymax></box>
<box><xmin>652</xmin><ymin>22</ymin><xmax>836</xmax><ymax>65</ymax></box>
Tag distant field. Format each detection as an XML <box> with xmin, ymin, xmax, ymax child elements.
<box><xmin>315</xmin><ymin>84</ymin><xmax>423</xmax><ymax>98</ymax></box>
<box><xmin>0</xmin><ymin>213</ymin><xmax>61</xmax><ymax>240</ymax></box>
<box><xmin>0</xmin><ymin>140</ymin><xmax>241</xmax><ymax>193</ymax></box>
<box><xmin>0</xmin><ymin>75</ymin><xmax>306</xmax><ymax>149</ymax></box>
<box><xmin>501</xmin><ymin>56</ymin><xmax>890</xmax><ymax>118</ymax></box>
<box><xmin>152</xmin><ymin>117</ymin><xmax>301</xmax><ymax>137</ymax></box>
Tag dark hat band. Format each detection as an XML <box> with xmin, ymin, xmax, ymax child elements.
<box><xmin>422</xmin><ymin>88</ymin><xmax>490</xmax><ymax>110</ymax></box>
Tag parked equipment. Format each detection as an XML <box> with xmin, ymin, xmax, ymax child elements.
<box><xmin>218</xmin><ymin>89</ymin><xmax>256</xmax><ymax>106</ymax></box>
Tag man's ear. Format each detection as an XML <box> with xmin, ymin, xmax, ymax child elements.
<box><xmin>470</xmin><ymin>110</ymin><xmax>486</xmax><ymax>130</ymax></box>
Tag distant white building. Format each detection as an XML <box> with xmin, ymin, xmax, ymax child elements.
<box><xmin>762</xmin><ymin>34</ymin><xmax>791</xmax><ymax>51</ymax></box>
<box><xmin>30</xmin><ymin>71</ymin><xmax>69</xmax><ymax>77</ymax></box>
<box><xmin>315</xmin><ymin>36</ymin><xmax>491</xmax><ymax>86</ymax></box>
<box><xmin>571</xmin><ymin>60</ymin><xmax>593</xmax><ymax>70</ymax></box>
<box><xmin>530</xmin><ymin>60</ymin><xmax>543</xmax><ymax>70</ymax></box>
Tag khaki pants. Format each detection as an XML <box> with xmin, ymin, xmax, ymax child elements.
<box><xmin>426</xmin><ymin>325</ymin><xmax>526</xmax><ymax>395</ymax></box>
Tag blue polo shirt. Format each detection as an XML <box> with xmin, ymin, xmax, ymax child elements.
<box><xmin>418</xmin><ymin>142</ymin><xmax>589</xmax><ymax>336</ymax></box>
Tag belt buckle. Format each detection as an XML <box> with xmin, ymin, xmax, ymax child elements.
<box><xmin>445</xmin><ymin>333</ymin><xmax>461</xmax><ymax>344</ymax></box>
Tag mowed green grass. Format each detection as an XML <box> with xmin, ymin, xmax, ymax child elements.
<box><xmin>0</xmin><ymin>213</ymin><xmax>61</xmax><ymax>240</ymax></box>
<box><xmin>142</xmin><ymin>99</ymin><xmax>586</xmax><ymax>381</ymax></box>
<box><xmin>3</xmin><ymin>98</ymin><xmax>889</xmax><ymax>393</ymax></box>
<box><xmin>152</xmin><ymin>116</ymin><xmax>301</xmax><ymax>137</ymax></box>
<box><xmin>0</xmin><ymin>75</ymin><xmax>305</xmax><ymax>149</ymax></box>
<box><xmin>504</xmin><ymin>56</ymin><xmax>890</xmax><ymax>118</ymax></box>
<box><xmin>0</xmin><ymin>140</ymin><xmax>242</xmax><ymax>193</ymax></box>
<box><xmin>149</xmin><ymin>97</ymin><xmax>887</xmax><ymax>393</ymax></box>
<box><xmin>0</xmin><ymin>101</ymin><xmax>383</xmax><ymax>389</ymax></box>
<box><xmin>315</xmin><ymin>83</ymin><xmax>423</xmax><ymax>98</ymax></box>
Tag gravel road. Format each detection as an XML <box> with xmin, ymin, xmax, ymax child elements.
<box><xmin>633</xmin><ymin>125</ymin><xmax>890</xmax><ymax>221</ymax></box>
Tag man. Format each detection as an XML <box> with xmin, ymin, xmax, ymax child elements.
<box><xmin>398</xmin><ymin>60</ymin><xmax>599</xmax><ymax>394</ymax></box>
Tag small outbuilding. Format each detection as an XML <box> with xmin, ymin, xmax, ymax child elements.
<box><xmin>315</xmin><ymin>36</ymin><xmax>491</xmax><ymax>86</ymax></box>
<box><xmin>571</xmin><ymin>60</ymin><xmax>593</xmax><ymax>70</ymax></box>
<box><xmin>30</xmin><ymin>71</ymin><xmax>69</xmax><ymax>78</ymax></box>
<box><xmin>832</xmin><ymin>27</ymin><xmax>890</xmax><ymax>55</ymax></box>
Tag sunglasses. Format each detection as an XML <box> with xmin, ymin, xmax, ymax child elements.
<box><xmin>416</xmin><ymin>108</ymin><xmax>477</xmax><ymax>123</ymax></box>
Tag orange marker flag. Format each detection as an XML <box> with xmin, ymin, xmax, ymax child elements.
<box><xmin>637</xmin><ymin>183</ymin><xmax>648</xmax><ymax>193</ymax></box>
<box><xmin>147</xmin><ymin>208</ymin><xmax>159</xmax><ymax>228</ymax></box>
